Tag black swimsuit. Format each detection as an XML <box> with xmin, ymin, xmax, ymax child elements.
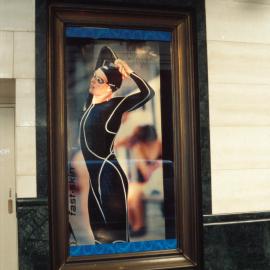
<box><xmin>80</xmin><ymin>72</ymin><xmax>155</xmax><ymax>243</ymax></box>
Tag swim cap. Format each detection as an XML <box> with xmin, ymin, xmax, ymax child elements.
<box><xmin>95</xmin><ymin>46</ymin><xmax>122</xmax><ymax>92</ymax></box>
<box><xmin>100</xmin><ymin>64</ymin><xmax>122</xmax><ymax>92</ymax></box>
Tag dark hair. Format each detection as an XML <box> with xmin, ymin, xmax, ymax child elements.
<box><xmin>100</xmin><ymin>63</ymin><xmax>122</xmax><ymax>92</ymax></box>
<box><xmin>131</xmin><ymin>125</ymin><xmax>157</xmax><ymax>145</ymax></box>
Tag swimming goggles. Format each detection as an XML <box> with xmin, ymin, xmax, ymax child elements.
<box><xmin>93</xmin><ymin>73</ymin><xmax>107</xmax><ymax>85</ymax></box>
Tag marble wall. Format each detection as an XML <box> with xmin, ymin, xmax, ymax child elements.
<box><xmin>11</xmin><ymin>0</ymin><xmax>270</xmax><ymax>269</ymax></box>
<box><xmin>204</xmin><ymin>214</ymin><xmax>270</xmax><ymax>270</ymax></box>
<box><xmin>204</xmin><ymin>1</ymin><xmax>270</xmax><ymax>269</ymax></box>
<box><xmin>206</xmin><ymin>0</ymin><xmax>270</xmax><ymax>214</ymax></box>
<box><xmin>17</xmin><ymin>199</ymin><xmax>49</xmax><ymax>270</ymax></box>
<box><xmin>0</xmin><ymin>0</ymin><xmax>37</xmax><ymax>198</ymax></box>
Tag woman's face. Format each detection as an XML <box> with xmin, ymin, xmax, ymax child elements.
<box><xmin>89</xmin><ymin>68</ymin><xmax>110</xmax><ymax>95</ymax></box>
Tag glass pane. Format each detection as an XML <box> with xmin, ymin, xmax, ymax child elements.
<box><xmin>65</xmin><ymin>27</ymin><xmax>176</xmax><ymax>256</ymax></box>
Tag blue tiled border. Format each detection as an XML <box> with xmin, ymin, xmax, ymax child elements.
<box><xmin>66</xmin><ymin>27</ymin><xmax>172</xmax><ymax>41</ymax></box>
<box><xmin>70</xmin><ymin>239</ymin><xmax>177</xmax><ymax>256</ymax></box>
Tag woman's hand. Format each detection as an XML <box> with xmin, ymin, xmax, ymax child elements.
<box><xmin>115</xmin><ymin>59</ymin><xmax>134</xmax><ymax>78</ymax></box>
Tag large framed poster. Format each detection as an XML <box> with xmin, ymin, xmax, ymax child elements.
<box><xmin>49</xmin><ymin>4</ymin><xmax>201</xmax><ymax>270</ymax></box>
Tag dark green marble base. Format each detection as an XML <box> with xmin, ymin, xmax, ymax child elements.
<box><xmin>204</xmin><ymin>212</ymin><xmax>270</xmax><ymax>224</ymax></box>
<box><xmin>17</xmin><ymin>199</ymin><xmax>50</xmax><ymax>270</ymax></box>
<box><xmin>36</xmin><ymin>0</ymin><xmax>48</xmax><ymax>199</ymax></box>
<box><xmin>204</xmin><ymin>220</ymin><xmax>270</xmax><ymax>270</ymax></box>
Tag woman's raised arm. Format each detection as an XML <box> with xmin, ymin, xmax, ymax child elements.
<box><xmin>114</xmin><ymin>59</ymin><xmax>155</xmax><ymax>112</ymax></box>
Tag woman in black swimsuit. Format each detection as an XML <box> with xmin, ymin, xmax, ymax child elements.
<box><xmin>79</xmin><ymin>46</ymin><xmax>155</xmax><ymax>244</ymax></box>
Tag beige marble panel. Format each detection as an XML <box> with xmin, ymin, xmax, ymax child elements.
<box><xmin>14</xmin><ymin>32</ymin><xmax>35</xmax><ymax>79</ymax></box>
<box><xmin>210</xmin><ymin>127</ymin><xmax>270</xmax><ymax>170</ymax></box>
<box><xmin>16</xmin><ymin>79</ymin><xmax>35</xmax><ymax>126</ymax></box>
<box><xmin>16</xmin><ymin>175</ymin><xmax>36</xmax><ymax>198</ymax></box>
<box><xmin>0</xmin><ymin>31</ymin><xmax>13</xmax><ymax>78</ymax></box>
<box><xmin>209</xmin><ymin>83</ymin><xmax>270</xmax><ymax>126</ymax></box>
<box><xmin>0</xmin><ymin>0</ymin><xmax>34</xmax><ymax>31</ymax></box>
<box><xmin>0</xmin><ymin>79</ymin><xmax>15</xmax><ymax>104</ymax></box>
<box><xmin>236</xmin><ymin>0</ymin><xmax>270</xmax><ymax>5</ymax></box>
<box><xmin>212</xmin><ymin>169</ymin><xmax>270</xmax><ymax>214</ymax></box>
<box><xmin>206</xmin><ymin>0</ymin><xmax>270</xmax><ymax>43</ymax></box>
<box><xmin>208</xmin><ymin>41</ymin><xmax>270</xmax><ymax>84</ymax></box>
<box><xmin>16</xmin><ymin>127</ymin><xmax>36</xmax><ymax>175</ymax></box>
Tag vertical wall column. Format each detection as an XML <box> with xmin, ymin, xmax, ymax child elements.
<box><xmin>204</xmin><ymin>1</ymin><xmax>270</xmax><ymax>269</ymax></box>
<box><xmin>206</xmin><ymin>0</ymin><xmax>270</xmax><ymax>214</ymax></box>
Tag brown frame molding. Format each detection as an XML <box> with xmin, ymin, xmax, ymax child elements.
<box><xmin>48</xmin><ymin>4</ymin><xmax>202</xmax><ymax>270</ymax></box>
